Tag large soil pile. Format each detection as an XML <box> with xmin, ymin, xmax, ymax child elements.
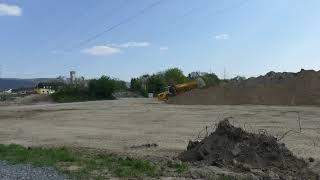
<box><xmin>179</xmin><ymin>119</ymin><xmax>318</xmax><ymax>179</ymax></box>
<box><xmin>168</xmin><ymin>69</ymin><xmax>320</xmax><ymax>105</ymax></box>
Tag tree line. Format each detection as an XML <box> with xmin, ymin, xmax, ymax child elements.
<box><xmin>51</xmin><ymin>76</ymin><xmax>127</xmax><ymax>102</ymax></box>
<box><xmin>51</xmin><ymin>67</ymin><xmax>221</xmax><ymax>102</ymax></box>
<box><xmin>130</xmin><ymin>68</ymin><xmax>220</xmax><ymax>96</ymax></box>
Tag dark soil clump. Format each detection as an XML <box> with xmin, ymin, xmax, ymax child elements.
<box><xmin>179</xmin><ymin>119</ymin><xmax>319</xmax><ymax>179</ymax></box>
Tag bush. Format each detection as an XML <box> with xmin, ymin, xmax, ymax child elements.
<box><xmin>164</xmin><ymin>68</ymin><xmax>188</xmax><ymax>85</ymax></box>
<box><xmin>146</xmin><ymin>74</ymin><xmax>166</xmax><ymax>95</ymax></box>
<box><xmin>51</xmin><ymin>76</ymin><xmax>117</xmax><ymax>102</ymax></box>
<box><xmin>88</xmin><ymin>76</ymin><xmax>116</xmax><ymax>100</ymax></box>
<box><xmin>114</xmin><ymin>79</ymin><xmax>128</xmax><ymax>92</ymax></box>
<box><xmin>201</xmin><ymin>73</ymin><xmax>220</xmax><ymax>86</ymax></box>
<box><xmin>130</xmin><ymin>78</ymin><xmax>147</xmax><ymax>97</ymax></box>
<box><xmin>130</xmin><ymin>68</ymin><xmax>190</xmax><ymax>96</ymax></box>
<box><xmin>129</xmin><ymin>68</ymin><xmax>221</xmax><ymax>96</ymax></box>
<box><xmin>188</xmin><ymin>71</ymin><xmax>220</xmax><ymax>87</ymax></box>
<box><xmin>0</xmin><ymin>94</ymin><xmax>9</xmax><ymax>101</ymax></box>
<box><xmin>51</xmin><ymin>85</ymin><xmax>90</xmax><ymax>102</ymax></box>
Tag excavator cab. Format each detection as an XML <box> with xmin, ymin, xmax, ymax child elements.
<box><xmin>157</xmin><ymin>91</ymin><xmax>169</xmax><ymax>101</ymax></box>
<box><xmin>157</xmin><ymin>86</ymin><xmax>171</xmax><ymax>101</ymax></box>
<box><xmin>157</xmin><ymin>85</ymin><xmax>178</xmax><ymax>101</ymax></box>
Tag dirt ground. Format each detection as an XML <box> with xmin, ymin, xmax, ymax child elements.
<box><xmin>0</xmin><ymin>98</ymin><xmax>320</xmax><ymax>160</ymax></box>
<box><xmin>168</xmin><ymin>69</ymin><xmax>320</xmax><ymax>106</ymax></box>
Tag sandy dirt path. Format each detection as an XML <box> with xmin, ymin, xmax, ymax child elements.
<box><xmin>0</xmin><ymin>98</ymin><xmax>320</xmax><ymax>159</ymax></box>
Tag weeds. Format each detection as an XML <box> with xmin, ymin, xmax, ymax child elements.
<box><xmin>0</xmin><ymin>144</ymin><xmax>158</xmax><ymax>179</ymax></box>
<box><xmin>174</xmin><ymin>162</ymin><xmax>189</xmax><ymax>173</ymax></box>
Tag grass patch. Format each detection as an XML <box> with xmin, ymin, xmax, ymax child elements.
<box><xmin>0</xmin><ymin>144</ymin><xmax>75</xmax><ymax>167</ymax></box>
<box><xmin>0</xmin><ymin>144</ymin><xmax>158</xmax><ymax>179</ymax></box>
<box><xmin>174</xmin><ymin>162</ymin><xmax>189</xmax><ymax>173</ymax></box>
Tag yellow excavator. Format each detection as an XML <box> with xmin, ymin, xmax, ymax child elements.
<box><xmin>157</xmin><ymin>78</ymin><xmax>205</xmax><ymax>101</ymax></box>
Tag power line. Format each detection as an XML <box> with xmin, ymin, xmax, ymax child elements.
<box><xmin>55</xmin><ymin>3</ymin><xmax>100</xmax><ymax>36</ymax></box>
<box><xmin>159</xmin><ymin>0</ymin><xmax>250</xmax><ymax>38</ymax></box>
<box><xmin>62</xmin><ymin>0</ymin><xmax>130</xmax><ymax>36</ymax></box>
<box><xmin>78</xmin><ymin>0</ymin><xmax>166</xmax><ymax>47</ymax></box>
<box><xmin>61</xmin><ymin>0</ymin><xmax>247</xmax><ymax>53</ymax></box>
<box><xmin>54</xmin><ymin>0</ymin><xmax>130</xmax><ymax>54</ymax></box>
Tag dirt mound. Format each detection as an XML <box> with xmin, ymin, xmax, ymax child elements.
<box><xmin>179</xmin><ymin>119</ymin><xmax>318</xmax><ymax>179</ymax></box>
<box><xmin>168</xmin><ymin>69</ymin><xmax>320</xmax><ymax>105</ymax></box>
<box><xmin>15</xmin><ymin>94</ymin><xmax>53</xmax><ymax>105</ymax></box>
<box><xmin>0</xmin><ymin>94</ymin><xmax>53</xmax><ymax>106</ymax></box>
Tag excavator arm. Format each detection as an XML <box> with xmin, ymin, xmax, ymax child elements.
<box><xmin>157</xmin><ymin>80</ymin><xmax>203</xmax><ymax>101</ymax></box>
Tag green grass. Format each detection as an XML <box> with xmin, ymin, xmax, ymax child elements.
<box><xmin>166</xmin><ymin>161</ymin><xmax>189</xmax><ymax>173</ymax></box>
<box><xmin>0</xmin><ymin>144</ymin><xmax>76</xmax><ymax>167</ymax></box>
<box><xmin>0</xmin><ymin>144</ymin><xmax>159</xmax><ymax>179</ymax></box>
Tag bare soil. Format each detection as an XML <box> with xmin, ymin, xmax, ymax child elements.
<box><xmin>2</xmin><ymin>98</ymin><xmax>320</xmax><ymax>178</ymax></box>
<box><xmin>0</xmin><ymin>94</ymin><xmax>53</xmax><ymax>106</ymax></box>
<box><xmin>168</xmin><ymin>69</ymin><xmax>320</xmax><ymax>106</ymax></box>
<box><xmin>0</xmin><ymin>98</ymin><xmax>320</xmax><ymax>161</ymax></box>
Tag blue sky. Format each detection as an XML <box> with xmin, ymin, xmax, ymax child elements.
<box><xmin>1</xmin><ymin>0</ymin><xmax>320</xmax><ymax>81</ymax></box>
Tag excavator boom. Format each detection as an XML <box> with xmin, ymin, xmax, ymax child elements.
<box><xmin>157</xmin><ymin>80</ymin><xmax>202</xmax><ymax>101</ymax></box>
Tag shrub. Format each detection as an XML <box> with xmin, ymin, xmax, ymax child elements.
<box><xmin>146</xmin><ymin>74</ymin><xmax>166</xmax><ymax>94</ymax></box>
<box><xmin>164</xmin><ymin>68</ymin><xmax>188</xmax><ymax>85</ymax></box>
<box><xmin>51</xmin><ymin>76</ymin><xmax>117</xmax><ymax>102</ymax></box>
<box><xmin>88</xmin><ymin>76</ymin><xmax>116</xmax><ymax>100</ymax></box>
<box><xmin>130</xmin><ymin>68</ymin><xmax>190</xmax><ymax>96</ymax></box>
<box><xmin>201</xmin><ymin>73</ymin><xmax>220</xmax><ymax>86</ymax></box>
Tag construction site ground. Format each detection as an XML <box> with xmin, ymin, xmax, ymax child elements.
<box><xmin>0</xmin><ymin>98</ymin><xmax>320</xmax><ymax>161</ymax></box>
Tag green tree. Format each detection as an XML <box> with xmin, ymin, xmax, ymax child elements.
<box><xmin>130</xmin><ymin>78</ymin><xmax>147</xmax><ymax>96</ymax></box>
<box><xmin>113</xmin><ymin>79</ymin><xmax>128</xmax><ymax>92</ymax></box>
<box><xmin>201</xmin><ymin>73</ymin><xmax>220</xmax><ymax>86</ymax></box>
<box><xmin>88</xmin><ymin>76</ymin><xmax>116</xmax><ymax>100</ymax></box>
<box><xmin>164</xmin><ymin>68</ymin><xmax>188</xmax><ymax>85</ymax></box>
<box><xmin>51</xmin><ymin>84</ymin><xmax>89</xmax><ymax>102</ymax></box>
<box><xmin>52</xmin><ymin>76</ymin><xmax>123</xmax><ymax>102</ymax></box>
<box><xmin>146</xmin><ymin>74</ymin><xmax>166</xmax><ymax>94</ymax></box>
<box><xmin>130</xmin><ymin>78</ymin><xmax>142</xmax><ymax>92</ymax></box>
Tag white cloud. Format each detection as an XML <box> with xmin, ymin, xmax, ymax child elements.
<box><xmin>159</xmin><ymin>46</ymin><xmax>169</xmax><ymax>51</ymax></box>
<box><xmin>82</xmin><ymin>46</ymin><xmax>121</xmax><ymax>56</ymax></box>
<box><xmin>81</xmin><ymin>41</ymin><xmax>149</xmax><ymax>56</ymax></box>
<box><xmin>0</xmin><ymin>3</ymin><xmax>22</xmax><ymax>16</ymax></box>
<box><xmin>109</xmin><ymin>42</ymin><xmax>150</xmax><ymax>48</ymax></box>
<box><xmin>215</xmin><ymin>34</ymin><xmax>230</xmax><ymax>40</ymax></box>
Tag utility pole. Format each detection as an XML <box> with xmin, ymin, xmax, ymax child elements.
<box><xmin>223</xmin><ymin>67</ymin><xmax>226</xmax><ymax>80</ymax></box>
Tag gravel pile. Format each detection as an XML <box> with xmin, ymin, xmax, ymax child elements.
<box><xmin>0</xmin><ymin>161</ymin><xmax>66</xmax><ymax>180</ymax></box>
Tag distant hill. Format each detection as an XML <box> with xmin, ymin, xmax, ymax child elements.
<box><xmin>0</xmin><ymin>78</ymin><xmax>54</xmax><ymax>91</ymax></box>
